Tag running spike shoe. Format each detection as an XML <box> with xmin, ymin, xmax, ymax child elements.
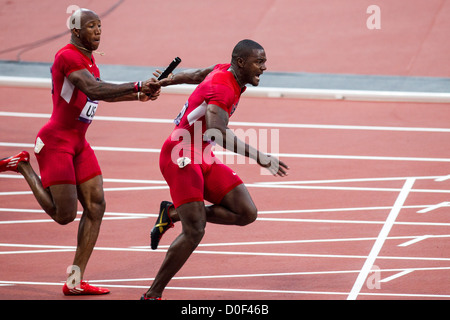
<box><xmin>63</xmin><ymin>280</ymin><xmax>110</xmax><ymax>296</ymax></box>
<box><xmin>150</xmin><ymin>201</ymin><xmax>174</xmax><ymax>250</ymax></box>
<box><xmin>0</xmin><ymin>151</ymin><xmax>29</xmax><ymax>173</ymax></box>
<box><xmin>140</xmin><ymin>294</ymin><xmax>162</xmax><ymax>300</ymax></box>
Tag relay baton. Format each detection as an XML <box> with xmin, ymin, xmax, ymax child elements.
<box><xmin>158</xmin><ymin>57</ymin><xmax>181</xmax><ymax>80</ymax></box>
<box><xmin>146</xmin><ymin>57</ymin><xmax>181</xmax><ymax>96</ymax></box>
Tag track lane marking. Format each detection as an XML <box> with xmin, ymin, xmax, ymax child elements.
<box><xmin>347</xmin><ymin>178</ymin><xmax>415</xmax><ymax>300</ymax></box>
<box><xmin>1</xmin><ymin>111</ymin><xmax>450</xmax><ymax>132</ymax></box>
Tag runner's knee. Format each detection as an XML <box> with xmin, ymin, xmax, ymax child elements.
<box><xmin>183</xmin><ymin>224</ymin><xmax>205</xmax><ymax>246</ymax></box>
<box><xmin>53</xmin><ymin>207</ymin><xmax>77</xmax><ymax>225</ymax></box>
<box><xmin>84</xmin><ymin>198</ymin><xmax>106</xmax><ymax>221</ymax></box>
<box><xmin>238</xmin><ymin>204</ymin><xmax>258</xmax><ymax>226</ymax></box>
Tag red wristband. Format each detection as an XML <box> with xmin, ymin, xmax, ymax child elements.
<box><xmin>133</xmin><ymin>81</ymin><xmax>142</xmax><ymax>93</ymax></box>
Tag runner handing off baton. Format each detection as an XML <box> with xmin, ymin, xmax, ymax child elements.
<box><xmin>0</xmin><ymin>8</ymin><xmax>161</xmax><ymax>296</ymax></box>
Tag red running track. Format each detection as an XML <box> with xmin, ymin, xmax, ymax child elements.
<box><xmin>1</xmin><ymin>0</ymin><xmax>449</xmax><ymax>76</ymax></box>
<box><xmin>0</xmin><ymin>0</ymin><xmax>449</xmax><ymax>301</ymax></box>
<box><xmin>0</xmin><ymin>87</ymin><xmax>449</xmax><ymax>300</ymax></box>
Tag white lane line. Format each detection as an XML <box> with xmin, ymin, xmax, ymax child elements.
<box><xmin>0</xmin><ymin>208</ymin><xmax>156</xmax><ymax>218</ymax></box>
<box><xmin>104</xmin><ymin>186</ymin><xmax>168</xmax><ymax>192</ymax></box>
<box><xmin>2</xmin><ymin>141</ymin><xmax>450</xmax><ymax>163</ymax></box>
<box><xmin>2</xmin><ymin>111</ymin><xmax>450</xmax><ymax>132</ymax></box>
<box><xmin>131</xmin><ymin>234</ymin><xmax>450</xmax><ymax>249</ymax></box>
<box><xmin>380</xmin><ymin>270</ymin><xmax>414</xmax><ymax>283</ymax></box>
<box><xmin>1</xmin><ymin>207</ymin><xmax>449</xmax><ymax>227</ymax></box>
<box><xmin>0</xmin><ymin>249</ymin><xmax>75</xmax><ymax>255</ymax></box>
<box><xmin>0</xmin><ymin>244</ymin><xmax>450</xmax><ymax>262</ymax></box>
<box><xmin>435</xmin><ymin>174</ymin><xmax>450</xmax><ymax>182</ymax></box>
<box><xmin>0</xmin><ymin>186</ymin><xmax>169</xmax><ymax>196</ymax></box>
<box><xmin>2</xmin><ymin>234</ymin><xmax>449</xmax><ymax>251</ymax></box>
<box><xmin>2</xmin><ymin>182</ymin><xmax>449</xmax><ymax>196</ymax></box>
<box><xmin>89</xmin><ymin>266</ymin><xmax>450</xmax><ymax>283</ymax></box>
<box><xmin>189</xmin><ymin>249</ymin><xmax>450</xmax><ymax>261</ymax></box>
<box><xmin>256</xmin><ymin>217</ymin><xmax>450</xmax><ymax>227</ymax></box>
<box><xmin>5</xmin><ymin>184</ymin><xmax>448</xmax><ymax>197</ymax></box>
<box><xmin>0</xmin><ymin>174</ymin><xmax>167</xmax><ymax>185</ymax></box>
<box><xmin>256</xmin><ymin>175</ymin><xmax>448</xmax><ymax>185</ymax></box>
<box><xmin>1</xmin><ymin>242</ymin><xmax>449</xmax><ymax>261</ymax></box>
<box><xmin>258</xmin><ymin>204</ymin><xmax>447</xmax><ymax>214</ymax></box>
<box><xmin>417</xmin><ymin>201</ymin><xmax>450</xmax><ymax>213</ymax></box>
<box><xmin>0</xmin><ymin>216</ymin><xmax>147</xmax><ymax>225</ymax></box>
<box><xmin>1</xmin><ymin>280</ymin><xmax>449</xmax><ymax>299</ymax></box>
<box><xmin>0</xmin><ymin>202</ymin><xmax>445</xmax><ymax>216</ymax></box>
<box><xmin>347</xmin><ymin>178</ymin><xmax>415</xmax><ymax>300</ymax></box>
<box><xmin>248</xmin><ymin>183</ymin><xmax>450</xmax><ymax>194</ymax></box>
<box><xmin>398</xmin><ymin>235</ymin><xmax>430</xmax><ymax>247</ymax></box>
<box><xmin>1</xmin><ymin>173</ymin><xmax>447</xmax><ymax>185</ymax></box>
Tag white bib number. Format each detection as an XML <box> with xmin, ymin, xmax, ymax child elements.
<box><xmin>79</xmin><ymin>99</ymin><xmax>98</xmax><ymax>124</ymax></box>
<box><xmin>174</xmin><ymin>101</ymin><xmax>188</xmax><ymax>126</ymax></box>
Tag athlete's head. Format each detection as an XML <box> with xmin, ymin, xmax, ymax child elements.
<box><xmin>70</xmin><ymin>9</ymin><xmax>101</xmax><ymax>51</ymax></box>
<box><xmin>231</xmin><ymin>39</ymin><xmax>267</xmax><ymax>87</ymax></box>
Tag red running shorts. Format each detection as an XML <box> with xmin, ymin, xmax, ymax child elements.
<box><xmin>159</xmin><ymin>138</ymin><xmax>243</xmax><ymax>208</ymax></box>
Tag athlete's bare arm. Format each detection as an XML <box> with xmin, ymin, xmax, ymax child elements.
<box><xmin>204</xmin><ymin>104</ymin><xmax>289</xmax><ymax>177</ymax></box>
<box><xmin>101</xmin><ymin>82</ymin><xmax>160</xmax><ymax>103</ymax></box>
<box><xmin>156</xmin><ymin>65</ymin><xmax>216</xmax><ymax>87</ymax></box>
<box><xmin>68</xmin><ymin>69</ymin><xmax>160</xmax><ymax>101</ymax></box>
<box><xmin>102</xmin><ymin>91</ymin><xmax>160</xmax><ymax>103</ymax></box>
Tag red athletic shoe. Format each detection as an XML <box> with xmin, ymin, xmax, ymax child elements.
<box><xmin>63</xmin><ymin>280</ymin><xmax>110</xmax><ymax>296</ymax></box>
<box><xmin>0</xmin><ymin>151</ymin><xmax>29</xmax><ymax>173</ymax></box>
<box><xmin>140</xmin><ymin>294</ymin><xmax>161</xmax><ymax>300</ymax></box>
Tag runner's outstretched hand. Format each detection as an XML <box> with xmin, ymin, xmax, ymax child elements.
<box><xmin>257</xmin><ymin>153</ymin><xmax>289</xmax><ymax>177</ymax></box>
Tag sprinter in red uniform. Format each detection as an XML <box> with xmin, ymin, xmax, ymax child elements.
<box><xmin>0</xmin><ymin>8</ymin><xmax>160</xmax><ymax>296</ymax></box>
<box><xmin>142</xmin><ymin>40</ymin><xmax>289</xmax><ymax>300</ymax></box>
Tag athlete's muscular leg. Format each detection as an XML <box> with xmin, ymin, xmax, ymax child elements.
<box><xmin>18</xmin><ymin>162</ymin><xmax>104</xmax><ymax>282</ymax></box>
<box><xmin>146</xmin><ymin>201</ymin><xmax>206</xmax><ymax>298</ymax></box>
<box><xmin>206</xmin><ymin>184</ymin><xmax>257</xmax><ymax>226</ymax></box>
<box><xmin>74</xmin><ymin>175</ymin><xmax>106</xmax><ymax>279</ymax></box>
<box><xmin>168</xmin><ymin>184</ymin><xmax>257</xmax><ymax>226</ymax></box>
<box><xmin>17</xmin><ymin>161</ymin><xmax>78</xmax><ymax>224</ymax></box>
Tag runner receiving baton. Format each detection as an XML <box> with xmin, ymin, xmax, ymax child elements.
<box><xmin>142</xmin><ymin>39</ymin><xmax>289</xmax><ymax>300</ymax></box>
